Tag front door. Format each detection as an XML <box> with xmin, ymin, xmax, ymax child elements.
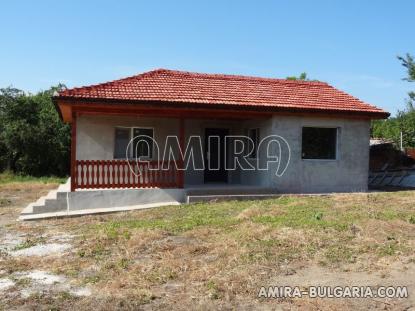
<box><xmin>204</xmin><ymin>128</ymin><xmax>228</xmax><ymax>183</ymax></box>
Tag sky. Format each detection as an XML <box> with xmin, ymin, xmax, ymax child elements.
<box><xmin>0</xmin><ymin>0</ymin><xmax>414</xmax><ymax>115</ymax></box>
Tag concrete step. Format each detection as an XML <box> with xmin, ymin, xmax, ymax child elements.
<box><xmin>186</xmin><ymin>193</ymin><xmax>281</xmax><ymax>204</ymax></box>
<box><xmin>56</xmin><ymin>191</ymin><xmax>69</xmax><ymax>200</ymax></box>
<box><xmin>57</xmin><ymin>179</ymin><xmax>70</xmax><ymax>192</ymax></box>
<box><xmin>22</xmin><ymin>178</ymin><xmax>71</xmax><ymax>216</ymax></box>
<box><xmin>32</xmin><ymin>198</ymin><xmax>68</xmax><ymax>214</ymax></box>
<box><xmin>21</xmin><ymin>179</ymin><xmax>184</xmax><ymax>219</ymax></box>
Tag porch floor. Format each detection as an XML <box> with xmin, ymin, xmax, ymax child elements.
<box><xmin>185</xmin><ymin>183</ymin><xmax>267</xmax><ymax>190</ymax></box>
<box><xmin>72</xmin><ymin>182</ymin><xmax>279</xmax><ymax>193</ymax></box>
<box><xmin>184</xmin><ymin>184</ymin><xmax>280</xmax><ymax>203</ymax></box>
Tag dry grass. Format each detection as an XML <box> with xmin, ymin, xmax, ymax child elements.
<box><xmin>1</xmin><ymin>186</ymin><xmax>415</xmax><ymax>310</ymax></box>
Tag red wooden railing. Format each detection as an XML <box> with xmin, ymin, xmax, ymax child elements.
<box><xmin>73</xmin><ymin>160</ymin><xmax>181</xmax><ymax>190</ymax></box>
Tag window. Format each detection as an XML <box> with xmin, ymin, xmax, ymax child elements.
<box><xmin>248</xmin><ymin>128</ymin><xmax>260</xmax><ymax>159</ymax></box>
<box><xmin>114</xmin><ymin>128</ymin><xmax>130</xmax><ymax>159</ymax></box>
<box><xmin>301</xmin><ymin>127</ymin><xmax>338</xmax><ymax>160</ymax></box>
<box><xmin>132</xmin><ymin>128</ymin><xmax>154</xmax><ymax>158</ymax></box>
<box><xmin>114</xmin><ymin>127</ymin><xmax>154</xmax><ymax>159</ymax></box>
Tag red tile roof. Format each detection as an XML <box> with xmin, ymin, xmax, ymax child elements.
<box><xmin>57</xmin><ymin>69</ymin><xmax>389</xmax><ymax>118</ymax></box>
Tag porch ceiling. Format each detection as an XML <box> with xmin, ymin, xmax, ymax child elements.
<box><xmin>55</xmin><ymin>100</ymin><xmax>273</xmax><ymax>123</ymax></box>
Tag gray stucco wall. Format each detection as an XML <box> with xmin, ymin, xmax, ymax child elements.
<box><xmin>76</xmin><ymin>114</ymin><xmax>370</xmax><ymax>193</ymax></box>
<box><xmin>265</xmin><ymin>116</ymin><xmax>370</xmax><ymax>193</ymax></box>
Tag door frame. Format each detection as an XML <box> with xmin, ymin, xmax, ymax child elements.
<box><xmin>204</xmin><ymin>127</ymin><xmax>229</xmax><ymax>183</ymax></box>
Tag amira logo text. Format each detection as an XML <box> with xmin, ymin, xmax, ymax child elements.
<box><xmin>124</xmin><ymin>134</ymin><xmax>291</xmax><ymax>177</ymax></box>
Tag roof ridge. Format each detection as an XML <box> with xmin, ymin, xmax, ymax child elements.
<box><xmin>155</xmin><ymin>68</ymin><xmax>329</xmax><ymax>86</ymax></box>
<box><xmin>60</xmin><ymin>68</ymin><xmax>329</xmax><ymax>96</ymax></box>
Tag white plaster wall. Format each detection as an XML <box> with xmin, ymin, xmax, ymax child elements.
<box><xmin>76</xmin><ymin>115</ymin><xmax>179</xmax><ymax>160</ymax></box>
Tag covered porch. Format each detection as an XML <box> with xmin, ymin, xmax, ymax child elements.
<box><xmin>66</xmin><ymin>102</ymin><xmax>273</xmax><ymax>192</ymax></box>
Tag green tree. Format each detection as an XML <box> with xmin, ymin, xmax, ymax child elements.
<box><xmin>372</xmin><ymin>54</ymin><xmax>415</xmax><ymax>148</ymax></box>
<box><xmin>0</xmin><ymin>86</ymin><xmax>70</xmax><ymax>176</ymax></box>
<box><xmin>286</xmin><ymin>72</ymin><xmax>308</xmax><ymax>81</ymax></box>
<box><xmin>398</xmin><ymin>53</ymin><xmax>415</xmax><ymax>108</ymax></box>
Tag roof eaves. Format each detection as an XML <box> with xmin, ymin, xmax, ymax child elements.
<box><xmin>55</xmin><ymin>96</ymin><xmax>390</xmax><ymax>119</ymax></box>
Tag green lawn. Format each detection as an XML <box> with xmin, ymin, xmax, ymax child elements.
<box><xmin>97</xmin><ymin>193</ymin><xmax>415</xmax><ymax>235</ymax></box>
<box><xmin>0</xmin><ymin>171</ymin><xmax>67</xmax><ymax>184</ymax></box>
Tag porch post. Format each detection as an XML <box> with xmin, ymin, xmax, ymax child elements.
<box><xmin>70</xmin><ymin>112</ymin><xmax>77</xmax><ymax>191</ymax></box>
<box><xmin>178</xmin><ymin>117</ymin><xmax>185</xmax><ymax>188</ymax></box>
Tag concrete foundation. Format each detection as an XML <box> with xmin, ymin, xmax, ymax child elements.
<box><xmin>20</xmin><ymin>182</ymin><xmax>283</xmax><ymax>219</ymax></box>
<box><xmin>68</xmin><ymin>188</ymin><xmax>185</xmax><ymax>211</ymax></box>
<box><xmin>21</xmin><ymin>184</ymin><xmax>184</xmax><ymax>217</ymax></box>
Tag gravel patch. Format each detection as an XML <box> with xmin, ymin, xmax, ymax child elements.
<box><xmin>49</xmin><ymin>233</ymin><xmax>76</xmax><ymax>243</ymax></box>
<box><xmin>10</xmin><ymin>243</ymin><xmax>71</xmax><ymax>257</ymax></box>
<box><xmin>0</xmin><ymin>233</ymin><xmax>25</xmax><ymax>252</ymax></box>
<box><xmin>13</xmin><ymin>270</ymin><xmax>91</xmax><ymax>298</ymax></box>
<box><xmin>0</xmin><ymin>278</ymin><xmax>15</xmax><ymax>291</ymax></box>
<box><xmin>17</xmin><ymin>270</ymin><xmax>66</xmax><ymax>285</ymax></box>
<box><xmin>69</xmin><ymin>287</ymin><xmax>92</xmax><ymax>297</ymax></box>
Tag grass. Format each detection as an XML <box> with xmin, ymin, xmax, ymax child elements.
<box><xmin>13</xmin><ymin>236</ymin><xmax>47</xmax><ymax>251</ymax></box>
<box><xmin>1</xmin><ymin>185</ymin><xmax>415</xmax><ymax>310</ymax></box>
<box><xmin>96</xmin><ymin>194</ymin><xmax>414</xmax><ymax>237</ymax></box>
<box><xmin>98</xmin><ymin>200</ymin><xmax>249</xmax><ymax>235</ymax></box>
<box><xmin>77</xmin><ymin>193</ymin><xmax>414</xmax><ymax>285</ymax></box>
<box><xmin>0</xmin><ymin>171</ymin><xmax>67</xmax><ymax>185</ymax></box>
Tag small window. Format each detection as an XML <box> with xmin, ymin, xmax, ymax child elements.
<box><xmin>248</xmin><ymin>128</ymin><xmax>260</xmax><ymax>159</ymax></box>
<box><xmin>114</xmin><ymin>128</ymin><xmax>130</xmax><ymax>159</ymax></box>
<box><xmin>302</xmin><ymin>127</ymin><xmax>338</xmax><ymax>160</ymax></box>
<box><xmin>133</xmin><ymin>128</ymin><xmax>154</xmax><ymax>159</ymax></box>
<box><xmin>114</xmin><ymin>127</ymin><xmax>154</xmax><ymax>159</ymax></box>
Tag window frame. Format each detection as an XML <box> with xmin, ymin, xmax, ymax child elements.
<box><xmin>113</xmin><ymin>126</ymin><xmax>155</xmax><ymax>160</ymax></box>
<box><xmin>132</xmin><ymin>127</ymin><xmax>155</xmax><ymax>160</ymax></box>
<box><xmin>113</xmin><ymin>126</ymin><xmax>132</xmax><ymax>160</ymax></box>
<box><xmin>247</xmin><ymin>128</ymin><xmax>260</xmax><ymax>159</ymax></box>
<box><xmin>301</xmin><ymin>126</ymin><xmax>339</xmax><ymax>161</ymax></box>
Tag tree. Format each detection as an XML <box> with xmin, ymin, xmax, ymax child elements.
<box><xmin>397</xmin><ymin>53</ymin><xmax>415</xmax><ymax>108</ymax></box>
<box><xmin>0</xmin><ymin>86</ymin><xmax>70</xmax><ymax>176</ymax></box>
<box><xmin>371</xmin><ymin>54</ymin><xmax>415</xmax><ymax>148</ymax></box>
<box><xmin>286</xmin><ymin>72</ymin><xmax>308</xmax><ymax>81</ymax></box>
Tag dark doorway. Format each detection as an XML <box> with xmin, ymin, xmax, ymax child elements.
<box><xmin>204</xmin><ymin>128</ymin><xmax>228</xmax><ymax>183</ymax></box>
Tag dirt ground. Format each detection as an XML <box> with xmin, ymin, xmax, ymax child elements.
<box><xmin>0</xmin><ymin>182</ymin><xmax>414</xmax><ymax>310</ymax></box>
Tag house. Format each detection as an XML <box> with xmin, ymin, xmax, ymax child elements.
<box><xmin>51</xmin><ymin>69</ymin><xmax>388</xmax><ymax>210</ymax></box>
<box><xmin>369</xmin><ymin>138</ymin><xmax>415</xmax><ymax>172</ymax></box>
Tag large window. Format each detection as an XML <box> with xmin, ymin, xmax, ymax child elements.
<box><xmin>248</xmin><ymin>128</ymin><xmax>260</xmax><ymax>159</ymax></box>
<box><xmin>114</xmin><ymin>127</ymin><xmax>154</xmax><ymax>159</ymax></box>
<box><xmin>301</xmin><ymin>127</ymin><xmax>338</xmax><ymax>160</ymax></box>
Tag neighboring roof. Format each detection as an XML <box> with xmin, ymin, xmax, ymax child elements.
<box><xmin>57</xmin><ymin>69</ymin><xmax>389</xmax><ymax>118</ymax></box>
<box><xmin>370</xmin><ymin>138</ymin><xmax>394</xmax><ymax>146</ymax></box>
